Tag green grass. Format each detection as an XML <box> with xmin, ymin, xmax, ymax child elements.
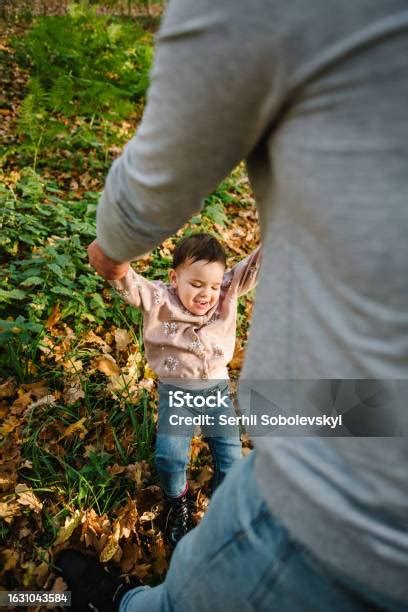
<box><xmin>0</xmin><ymin>6</ymin><xmax>257</xmax><ymax>587</ymax></box>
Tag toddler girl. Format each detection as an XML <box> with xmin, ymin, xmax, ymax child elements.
<box><xmin>111</xmin><ymin>233</ymin><xmax>261</xmax><ymax>545</ymax></box>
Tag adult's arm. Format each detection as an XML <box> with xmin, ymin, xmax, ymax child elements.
<box><xmin>96</xmin><ymin>0</ymin><xmax>284</xmax><ymax>263</ymax></box>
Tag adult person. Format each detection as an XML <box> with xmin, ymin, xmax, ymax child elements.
<box><xmin>59</xmin><ymin>1</ymin><xmax>408</xmax><ymax>610</ymax></box>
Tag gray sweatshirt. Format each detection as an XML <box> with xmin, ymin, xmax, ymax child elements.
<box><xmin>96</xmin><ymin>0</ymin><xmax>408</xmax><ymax>601</ymax></box>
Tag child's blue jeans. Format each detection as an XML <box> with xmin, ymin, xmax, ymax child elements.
<box><xmin>120</xmin><ymin>452</ymin><xmax>407</xmax><ymax>612</ymax></box>
<box><xmin>155</xmin><ymin>380</ymin><xmax>242</xmax><ymax>497</ymax></box>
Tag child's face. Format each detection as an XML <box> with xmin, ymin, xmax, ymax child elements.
<box><xmin>169</xmin><ymin>258</ymin><xmax>225</xmax><ymax>316</ymax></box>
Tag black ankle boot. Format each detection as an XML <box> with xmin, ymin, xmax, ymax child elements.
<box><xmin>165</xmin><ymin>492</ymin><xmax>195</xmax><ymax>547</ymax></box>
<box><xmin>55</xmin><ymin>549</ymin><xmax>141</xmax><ymax>612</ymax></box>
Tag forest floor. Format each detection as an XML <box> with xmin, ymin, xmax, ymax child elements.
<box><xmin>0</xmin><ymin>9</ymin><xmax>260</xmax><ymax>604</ymax></box>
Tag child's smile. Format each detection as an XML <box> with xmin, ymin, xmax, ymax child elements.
<box><xmin>169</xmin><ymin>258</ymin><xmax>225</xmax><ymax>316</ymax></box>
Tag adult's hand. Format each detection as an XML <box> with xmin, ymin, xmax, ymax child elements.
<box><xmin>87</xmin><ymin>240</ymin><xmax>130</xmax><ymax>280</ymax></box>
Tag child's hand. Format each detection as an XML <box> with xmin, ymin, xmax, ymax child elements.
<box><xmin>87</xmin><ymin>240</ymin><xmax>130</xmax><ymax>280</ymax></box>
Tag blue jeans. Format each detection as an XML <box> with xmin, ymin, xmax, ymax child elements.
<box><xmin>155</xmin><ymin>380</ymin><xmax>242</xmax><ymax>497</ymax></box>
<box><xmin>120</xmin><ymin>452</ymin><xmax>408</xmax><ymax>612</ymax></box>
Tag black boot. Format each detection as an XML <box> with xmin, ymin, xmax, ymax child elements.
<box><xmin>165</xmin><ymin>491</ymin><xmax>195</xmax><ymax>547</ymax></box>
<box><xmin>55</xmin><ymin>549</ymin><xmax>141</xmax><ymax>612</ymax></box>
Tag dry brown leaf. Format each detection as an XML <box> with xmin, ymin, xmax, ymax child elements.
<box><xmin>196</xmin><ymin>466</ymin><xmax>214</xmax><ymax>486</ymax></box>
<box><xmin>59</xmin><ymin>417</ymin><xmax>88</xmax><ymax>441</ymax></box>
<box><xmin>93</xmin><ymin>354</ymin><xmax>120</xmax><ymax>377</ymax></box>
<box><xmin>15</xmin><ymin>483</ymin><xmax>43</xmax><ymax>513</ymax></box>
<box><xmin>46</xmin><ymin>303</ymin><xmax>61</xmax><ymax>329</ymax></box>
<box><xmin>0</xmin><ymin>500</ymin><xmax>20</xmax><ymax>523</ymax></box>
<box><xmin>50</xmin><ymin>576</ymin><xmax>68</xmax><ymax>593</ymax></box>
<box><xmin>152</xmin><ymin>537</ymin><xmax>168</xmax><ymax>575</ymax></box>
<box><xmin>1</xmin><ymin>548</ymin><xmax>19</xmax><ymax>571</ymax></box>
<box><xmin>99</xmin><ymin>528</ymin><xmax>121</xmax><ymax>563</ymax></box>
<box><xmin>11</xmin><ymin>392</ymin><xmax>33</xmax><ymax>415</ymax></box>
<box><xmin>0</xmin><ymin>415</ymin><xmax>21</xmax><ymax>436</ymax></box>
<box><xmin>132</xmin><ymin>563</ymin><xmax>152</xmax><ymax>580</ymax></box>
<box><xmin>120</xmin><ymin>542</ymin><xmax>141</xmax><ymax>573</ymax></box>
<box><xmin>228</xmin><ymin>341</ymin><xmax>245</xmax><ymax>370</ymax></box>
<box><xmin>54</xmin><ymin>510</ymin><xmax>83</xmax><ymax>545</ymax></box>
<box><xmin>125</xmin><ymin>462</ymin><xmax>146</xmax><ymax>486</ymax></box>
<box><xmin>114</xmin><ymin>499</ymin><xmax>138</xmax><ymax>539</ymax></box>
<box><xmin>140</xmin><ymin>511</ymin><xmax>156</xmax><ymax>523</ymax></box>
<box><xmin>62</xmin><ymin>376</ymin><xmax>85</xmax><ymax>405</ymax></box>
<box><xmin>115</xmin><ymin>328</ymin><xmax>131</xmax><ymax>351</ymax></box>
<box><xmin>34</xmin><ymin>561</ymin><xmax>49</xmax><ymax>588</ymax></box>
<box><xmin>107</xmin><ymin>464</ymin><xmax>126</xmax><ymax>476</ymax></box>
<box><xmin>26</xmin><ymin>394</ymin><xmax>57</xmax><ymax>411</ymax></box>
<box><xmin>21</xmin><ymin>380</ymin><xmax>50</xmax><ymax>400</ymax></box>
<box><xmin>62</xmin><ymin>359</ymin><xmax>83</xmax><ymax>374</ymax></box>
<box><xmin>0</xmin><ymin>378</ymin><xmax>16</xmax><ymax>399</ymax></box>
<box><xmin>82</xmin><ymin>330</ymin><xmax>111</xmax><ymax>353</ymax></box>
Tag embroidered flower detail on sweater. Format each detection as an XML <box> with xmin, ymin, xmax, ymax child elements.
<box><xmin>213</xmin><ymin>345</ymin><xmax>224</xmax><ymax>357</ymax></box>
<box><xmin>188</xmin><ymin>339</ymin><xmax>205</xmax><ymax>356</ymax></box>
<box><xmin>153</xmin><ymin>290</ymin><xmax>162</xmax><ymax>305</ymax></box>
<box><xmin>163</xmin><ymin>321</ymin><xmax>178</xmax><ymax>336</ymax></box>
<box><xmin>164</xmin><ymin>356</ymin><xmax>179</xmax><ymax>372</ymax></box>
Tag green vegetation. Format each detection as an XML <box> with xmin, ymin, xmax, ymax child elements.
<box><xmin>0</xmin><ymin>2</ymin><xmax>257</xmax><ymax>587</ymax></box>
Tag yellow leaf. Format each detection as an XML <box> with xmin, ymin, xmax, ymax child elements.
<box><xmin>93</xmin><ymin>355</ymin><xmax>120</xmax><ymax>377</ymax></box>
<box><xmin>46</xmin><ymin>303</ymin><xmax>61</xmax><ymax>329</ymax></box>
<box><xmin>0</xmin><ymin>416</ymin><xmax>20</xmax><ymax>436</ymax></box>
<box><xmin>99</xmin><ymin>530</ymin><xmax>120</xmax><ymax>563</ymax></box>
<box><xmin>0</xmin><ymin>378</ymin><xmax>16</xmax><ymax>399</ymax></box>
<box><xmin>59</xmin><ymin>417</ymin><xmax>88</xmax><ymax>441</ymax></box>
<box><xmin>63</xmin><ymin>359</ymin><xmax>83</xmax><ymax>374</ymax></box>
<box><xmin>54</xmin><ymin>510</ymin><xmax>83</xmax><ymax>545</ymax></box>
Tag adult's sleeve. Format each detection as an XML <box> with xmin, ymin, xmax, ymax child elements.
<box><xmin>96</xmin><ymin>0</ymin><xmax>285</xmax><ymax>262</ymax></box>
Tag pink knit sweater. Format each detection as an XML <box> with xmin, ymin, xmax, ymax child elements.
<box><xmin>110</xmin><ymin>246</ymin><xmax>262</xmax><ymax>384</ymax></box>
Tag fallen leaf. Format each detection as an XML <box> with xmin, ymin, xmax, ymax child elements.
<box><xmin>107</xmin><ymin>464</ymin><xmax>126</xmax><ymax>476</ymax></box>
<box><xmin>99</xmin><ymin>529</ymin><xmax>120</xmax><ymax>563</ymax></box>
<box><xmin>93</xmin><ymin>354</ymin><xmax>120</xmax><ymax>377</ymax></box>
<box><xmin>1</xmin><ymin>548</ymin><xmax>19</xmax><ymax>571</ymax></box>
<box><xmin>0</xmin><ymin>416</ymin><xmax>21</xmax><ymax>436</ymax></box>
<box><xmin>46</xmin><ymin>303</ymin><xmax>61</xmax><ymax>329</ymax></box>
<box><xmin>0</xmin><ymin>500</ymin><xmax>20</xmax><ymax>523</ymax></box>
<box><xmin>50</xmin><ymin>576</ymin><xmax>68</xmax><ymax>593</ymax></box>
<box><xmin>63</xmin><ymin>359</ymin><xmax>83</xmax><ymax>374</ymax></box>
<box><xmin>63</xmin><ymin>376</ymin><xmax>85</xmax><ymax>405</ymax></box>
<box><xmin>115</xmin><ymin>328</ymin><xmax>131</xmax><ymax>351</ymax></box>
<box><xmin>11</xmin><ymin>392</ymin><xmax>32</xmax><ymax>415</ymax></box>
<box><xmin>0</xmin><ymin>378</ymin><xmax>16</xmax><ymax>399</ymax></box>
<box><xmin>59</xmin><ymin>417</ymin><xmax>88</xmax><ymax>441</ymax></box>
<box><xmin>26</xmin><ymin>394</ymin><xmax>57</xmax><ymax>410</ymax></box>
<box><xmin>35</xmin><ymin>561</ymin><xmax>49</xmax><ymax>587</ymax></box>
<box><xmin>15</xmin><ymin>483</ymin><xmax>43</xmax><ymax>513</ymax></box>
<box><xmin>22</xmin><ymin>380</ymin><xmax>50</xmax><ymax>400</ymax></box>
<box><xmin>54</xmin><ymin>510</ymin><xmax>83</xmax><ymax>545</ymax></box>
<box><xmin>196</xmin><ymin>465</ymin><xmax>213</xmax><ymax>486</ymax></box>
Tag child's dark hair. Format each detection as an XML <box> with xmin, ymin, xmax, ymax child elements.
<box><xmin>173</xmin><ymin>233</ymin><xmax>226</xmax><ymax>269</ymax></box>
